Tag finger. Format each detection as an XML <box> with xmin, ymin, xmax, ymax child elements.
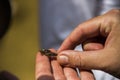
<box><xmin>57</xmin><ymin>49</ymin><xmax>110</xmax><ymax>71</ymax></box>
<box><xmin>49</xmin><ymin>49</ymin><xmax>66</xmax><ymax>80</ymax></box>
<box><xmin>82</xmin><ymin>37</ymin><xmax>104</xmax><ymax>51</ymax></box>
<box><xmin>36</xmin><ymin>52</ymin><xmax>53</xmax><ymax>79</ymax></box>
<box><xmin>51</xmin><ymin>60</ymin><xmax>66</xmax><ymax>80</ymax></box>
<box><xmin>82</xmin><ymin>35</ymin><xmax>105</xmax><ymax>51</ymax></box>
<box><xmin>58</xmin><ymin>17</ymin><xmax>101</xmax><ymax>52</ymax></box>
<box><xmin>80</xmin><ymin>70</ymin><xmax>95</xmax><ymax>80</ymax></box>
<box><xmin>81</xmin><ymin>39</ymin><xmax>98</xmax><ymax>80</ymax></box>
<box><xmin>49</xmin><ymin>48</ymin><xmax>57</xmax><ymax>52</ymax></box>
<box><xmin>63</xmin><ymin>67</ymin><xmax>80</xmax><ymax>80</ymax></box>
<box><xmin>80</xmin><ymin>40</ymin><xmax>99</xmax><ymax>80</ymax></box>
<box><xmin>83</xmin><ymin>43</ymin><xmax>103</xmax><ymax>51</ymax></box>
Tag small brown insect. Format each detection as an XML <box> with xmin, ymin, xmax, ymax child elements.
<box><xmin>39</xmin><ymin>49</ymin><xmax>57</xmax><ymax>57</ymax></box>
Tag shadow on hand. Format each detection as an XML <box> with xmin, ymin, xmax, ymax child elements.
<box><xmin>37</xmin><ymin>75</ymin><xmax>55</xmax><ymax>80</ymax></box>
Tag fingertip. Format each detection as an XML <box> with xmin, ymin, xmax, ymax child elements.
<box><xmin>36</xmin><ymin>51</ymin><xmax>40</xmax><ymax>56</ymax></box>
<box><xmin>36</xmin><ymin>51</ymin><xmax>48</xmax><ymax>63</ymax></box>
<box><xmin>57</xmin><ymin>55</ymin><xmax>69</xmax><ymax>66</ymax></box>
<box><xmin>80</xmin><ymin>70</ymin><xmax>95</xmax><ymax>80</ymax></box>
<box><xmin>57</xmin><ymin>50</ymin><xmax>81</xmax><ymax>67</ymax></box>
<box><xmin>49</xmin><ymin>48</ymin><xmax>57</xmax><ymax>53</ymax></box>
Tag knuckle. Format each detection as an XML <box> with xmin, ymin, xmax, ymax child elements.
<box><xmin>103</xmin><ymin>9</ymin><xmax>120</xmax><ymax>25</ymax></box>
<box><xmin>69</xmin><ymin>52</ymin><xmax>82</xmax><ymax>67</ymax></box>
<box><xmin>108</xmin><ymin>9</ymin><xmax>120</xmax><ymax>20</ymax></box>
<box><xmin>109</xmin><ymin>9</ymin><xmax>120</xmax><ymax>14</ymax></box>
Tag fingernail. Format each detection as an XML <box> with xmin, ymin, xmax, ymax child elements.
<box><xmin>58</xmin><ymin>55</ymin><xmax>69</xmax><ymax>65</ymax></box>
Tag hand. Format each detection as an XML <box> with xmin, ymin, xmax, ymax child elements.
<box><xmin>57</xmin><ymin>9</ymin><xmax>120</xmax><ymax>79</ymax></box>
<box><xmin>35</xmin><ymin>49</ymin><xmax>95</xmax><ymax>80</ymax></box>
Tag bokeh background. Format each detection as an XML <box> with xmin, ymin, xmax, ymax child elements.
<box><xmin>0</xmin><ymin>0</ymin><xmax>120</xmax><ymax>80</ymax></box>
<box><xmin>0</xmin><ymin>0</ymin><xmax>39</xmax><ymax>80</ymax></box>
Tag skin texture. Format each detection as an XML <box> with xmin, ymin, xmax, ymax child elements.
<box><xmin>36</xmin><ymin>9</ymin><xmax>120</xmax><ymax>79</ymax></box>
<box><xmin>57</xmin><ymin>9</ymin><xmax>120</xmax><ymax>79</ymax></box>
<box><xmin>36</xmin><ymin>49</ymin><xmax>95</xmax><ymax>80</ymax></box>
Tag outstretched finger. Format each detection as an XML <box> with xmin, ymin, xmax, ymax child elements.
<box><xmin>36</xmin><ymin>52</ymin><xmax>54</xmax><ymax>80</ymax></box>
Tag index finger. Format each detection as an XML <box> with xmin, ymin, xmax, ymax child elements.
<box><xmin>35</xmin><ymin>52</ymin><xmax>53</xmax><ymax>80</ymax></box>
<box><xmin>58</xmin><ymin>17</ymin><xmax>101</xmax><ymax>52</ymax></box>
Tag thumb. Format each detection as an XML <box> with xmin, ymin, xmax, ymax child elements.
<box><xmin>57</xmin><ymin>49</ymin><xmax>111</xmax><ymax>71</ymax></box>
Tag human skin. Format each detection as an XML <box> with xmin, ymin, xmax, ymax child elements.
<box><xmin>57</xmin><ymin>9</ymin><xmax>120</xmax><ymax>79</ymax></box>
<box><xmin>36</xmin><ymin>49</ymin><xmax>95</xmax><ymax>80</ymax></box>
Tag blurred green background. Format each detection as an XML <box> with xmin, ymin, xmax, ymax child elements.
<box><xmin>0</xmin><ymin>0</ymin><xmax>39</xmax><ymax>80</ymax></box>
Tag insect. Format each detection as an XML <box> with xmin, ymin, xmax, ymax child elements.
<box><xmin>39</xmin><ymin>49</ymin><xmax>57</xmax><ymax>57</ymax></box>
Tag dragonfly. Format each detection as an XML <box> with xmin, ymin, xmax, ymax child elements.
<box><xmin>39</xmin><ymin>49</ymin><xmax>57</xmax><ymax>57</ymax></box>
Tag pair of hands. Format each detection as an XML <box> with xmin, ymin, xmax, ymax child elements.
<box><xmin>36</xmin><ymin>9</ymin><xmax>120</xmax><ymax>80</ymax></box>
